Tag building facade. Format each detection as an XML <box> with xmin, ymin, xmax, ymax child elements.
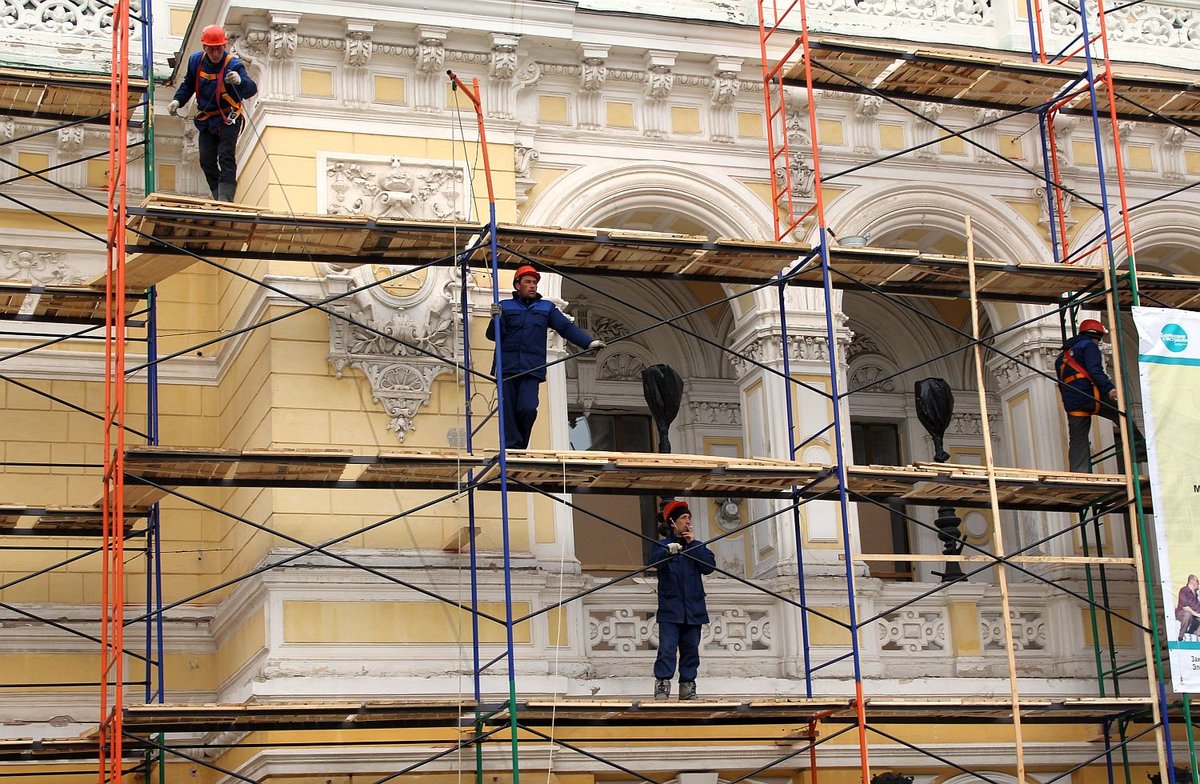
<box><xmin>1</xmin><ymin>0</ymin><xmax>1198</xmax><ymax>780</ymax></box>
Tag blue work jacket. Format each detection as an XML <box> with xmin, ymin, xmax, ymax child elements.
<box><xmin>173</xmin><ymin>51</ymin><xmax>258</xmax><ymax>133</ymax></box>
<box><xmin>485</xmin><ymin>293</ymin><xmax>593</xmax><ymax>381</ymax></box>
<box><xmin>1054</xmin><ymin>335</ymin><xmax>1114</xmax><ymax>414</ymax></box>
<box><xmin>651</xmin><ymin>536</ymin><xmax>716</xmax><ymax>625</ymax></box>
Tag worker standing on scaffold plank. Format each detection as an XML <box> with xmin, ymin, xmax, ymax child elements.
<box><xmin>652</xmin><ymin>501</ymin><xmax>716</xmax><ymax>702</ymax></box>
<box><xmin>486</xmin><ymin>265</ymin><xmax>604</xmax><ymax>450</ymax></box>
<box><xmin>167</xmin><ymin>25</ymin><xmax>258</xmax><ymax>203</ymax></box>
<box><xmin>1055</xmin><ymin>318</ymin><xmax>1145</xmax><ymax>473</ymax></box>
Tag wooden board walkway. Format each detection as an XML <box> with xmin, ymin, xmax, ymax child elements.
<box><xmin>793</xmin><ymin>35</ymin><xmax>1200</xmax><ymax>125</ymax></box>
<box><xmin>0</xmin><ymin>66</ymin><xmax>148</xmax><ymax>123</ymax></box>
<box><xmin>122</xmin><ymin>195</ymin><xmax>1200</xmax><ymax>309</ymax></box>
<box><xmin>0</xmin><ymin>282</ymin><xmax>143</xmax><ymax>325</ymax></box>
<box><xmin>118</xmin><ymin>695</ymin><xmax>1152</xmax><ymax>734</ymax></box>
<box><xmin>0</xmin><ymin>505</ymin><xmax>143</xmax><ymax>536</ymax></box>
<box><xmin>120</xmin><ymin>446</ymin><xmax>1139</xmax><ymax>513</ymax></box>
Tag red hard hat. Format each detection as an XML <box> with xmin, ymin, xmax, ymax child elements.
<box><xmin>662</xmin><ymin>500</ymin><xmax>690</xmax><ymax>524</ymax></box>
<box><xmin>200</xmin><ymin>25</ymin><xmax>227</xmax><ymax>46</ymax></box>
<box><xmin>513</xmin><ymin>265</ymin><xmax>540</xmax><ymax>283</ymax></box>
<box><xmin>1078</xmin><ymin>318</ymin><xmax>1107</xmax><ymax>336</ymax></box>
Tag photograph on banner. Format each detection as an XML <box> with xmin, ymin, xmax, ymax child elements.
<box><xmin>1134</xmin><ymin>306</ymin><xmax>1200</xmax><ymax>693</ymax></box>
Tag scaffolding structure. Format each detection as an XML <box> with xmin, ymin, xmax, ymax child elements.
<box><xmin>2</xmin><ymin>0</ymin><xmax>1200</xmax><ymax>781</ymax></box>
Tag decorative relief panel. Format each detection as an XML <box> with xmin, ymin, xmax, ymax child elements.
<box><xmin>980</xmin><ymin>608</ymin><xmax>1046</xmax><ymax>651</ymax></box>
<box><xmin>327</xmin><ymin>267</ymin><xmax>463</xmax><ymax>441</ymax></box>
<box><xmin>1051</xmin><ymin>0</ymin><xmax>1200</xmax><ymax>48</ymax></box>
<box><xmin>878</xmin><ymin>608</ymin><xmax>947</xmax><ymax>652</ymax></box>
<box><xmin>686</xmin><ymin>400</ymin><xmax>742</xmax><ymax>426</ymax></box>
<box><xmin>326</xmin><ymin>157</ymin><xmax>469</xmax><ymax>221</ymax></box>
<box><xmin>587</xmin><ymin>606</ymin><xmax>772</xmax><ymax>654</ymax></box>
<box><xmin>325</xmin><ymin>156</ymin><xmax>472</xmax><ymax>441</ymax></box>
<box><xmin>809</xmin><ymin>0</ymin><xmax>992</xmax><ymax>25</ymax></box>
<box><xmin>1</xmin><ymin>248</ymin><xmax>82</xmax><ymax>284</ymax></box>
<box><xmin>0</xmin><ymin>0</ymin><xmax>140</xmax><ymax>35</ymax></box>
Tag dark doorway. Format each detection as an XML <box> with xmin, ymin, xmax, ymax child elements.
<box><xmin>568</xmin><ymin>411</ymin><xmax>661</xmax><ymax>575</ymax></box>
<box><xmin>851</xmin><ymin>421</ymin><xmax>913</xmax><ymax>579</ymax></box>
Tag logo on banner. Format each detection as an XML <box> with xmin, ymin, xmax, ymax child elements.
<box><xmin>1162</xmin><ymin>323</ymin><xmax>1189</xmax><ymax>353</ymax></box>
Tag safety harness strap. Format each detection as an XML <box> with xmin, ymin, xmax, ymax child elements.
<box><xmin>194</xmin><ymin>54</ymin><xmax>243</xmax><ymax>123</ymax></box>
<box><xmin>1059</xmin><ymin>347</ymin><xmax>1101</xmax><ymax>416</ymax></box>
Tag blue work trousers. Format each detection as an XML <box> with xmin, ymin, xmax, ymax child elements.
<box><xmin>654</xmin><ymin>621</ymin><xmax>702</xmax><ymax>681</ymax></box>
<box><xmin>501</xmin><ymin>376</ymin><xmax>542</xmax><ymax>450</ymax></box>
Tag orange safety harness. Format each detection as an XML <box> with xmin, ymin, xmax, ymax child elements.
<box><xmin>1058</xmin><ymin>345</ymin><xmax>1101</xmax><ymax>416</ymax></box>
<box><xmin>194</xmin><ymin>53</ymin><xmax>243</xmax><ymax>125</ymax></box>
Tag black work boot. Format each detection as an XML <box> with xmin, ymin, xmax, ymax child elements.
<box><xmin>217</xmin><ymin>182</ymin><xmax>236</xmax><ymax>202</ymax></box>
<box><xmin>679</xmin><ymin>680</ymin><xmax>697</xmax><ymax>700</ymax></box>
<box><xmin>653</xmin><ymin>678</ymin><xmax>670</xmax><ymax>701</ymax></box>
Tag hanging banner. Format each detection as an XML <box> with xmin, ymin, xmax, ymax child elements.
<box><xmin>1134</xmin><ymin>306</ymin><xmax>1200</xmax><ymax>693</ymax></box>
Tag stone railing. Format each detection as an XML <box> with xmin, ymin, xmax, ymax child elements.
<box><xmin>581</xmin><ymin>578</ymin><xmax>1139</xmax><ymax>686</ymax></box>
<box><xmin>0</xmin><ymin>0</ymin><xmax>144</xmax><ymax>71</ymax></box>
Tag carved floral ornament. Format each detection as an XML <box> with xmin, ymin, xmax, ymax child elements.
<box><xmin>327</xmin><ymin>265</ymin><xmax>465</xmax><ymax>441</ymax></box>
<box><xmin>326</xmin><ymin>156</ymin><xmax>469</xmax><ymax>221</ymax></box>
<box><xmin>1</xmin><ymin>247</ymin><xmax>83</xmax><ymax>285</ymax></box>
<box><xmin>324</xmin><ymin>155</ymin><xmax>475</xmax><ymax>440</ymax></box>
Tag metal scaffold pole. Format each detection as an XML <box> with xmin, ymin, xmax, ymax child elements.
<box><xmin>759</xmin><ymin>0</ymin><xmax>870</xmax><ymax>777</ymax></box>
<box><xmin>447</xmin><ymin>69</ymin><xmax>520</xmax><ymax>783</ymax></box>
<box><xmin>100</xmin><ymin>0</ymin><xmax>133</xmax><ymax>778</ymax></box>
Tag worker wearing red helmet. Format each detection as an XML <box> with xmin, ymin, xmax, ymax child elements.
<box><xmin>167</xmin><ymin>24</ymin><xmax>258</xmax><ymax>202</ymax></box>
<box><xmin>650</xmin><ymin>500</ymin><xmax>716</xmax><ymax>701</ymax></box>
<box><xmin>485</xmin><ymin>265</ymin><xmax>604</xmax><ymax>450</ymax></box>
<box><xmin>1054</xmin><ymin>318</ymin><xmax>1144</xmax><ymax>472</ymax></box>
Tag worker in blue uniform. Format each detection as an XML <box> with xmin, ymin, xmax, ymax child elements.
<box><xmin>651</xmin><ymin>500</ymin><xmax>716</xmax><ymax>701</ymax></box>
<box><xmin>1054</xmin><ymin>318</ymin><xmax>1144</xmax><ymax>472</ymax></box>
<box><xmin>167</xmin><ymin>25</ymin><xmax>258</xmax><ymax>202</ymax></box>
<box><xmin>485</xmin><ymin>265</ymin><xmax>604</xmax><ymax>450</ymax></box>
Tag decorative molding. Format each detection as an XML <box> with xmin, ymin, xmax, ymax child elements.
<box><xmin>851</xmin><ymin>94</ymin><xmax>883</xmax><ymax>153</ymax></box>
<box><xmin>1051</xmin><ymin>0</ymin><xmax>1200</xmax><ymax>49</ymax></box>
<box><xmin>514</xmin><ymin>141</ymin><xmax>540</xmax><ymax>208</ymax></box>
<box><xmin>849</xmin><ymin>363</ymin><xmax>896</xmax><ymax>392</ymax></box>
<box><xmin>642</xmin><ymin>50</ymin><xmax>675</xmax><ymax>139</ymax></box>
<box><xmin>980</xmin><ymin>608</ymin><xmax>1046</xmax><ymax>651</ymax></box>
<box><xmin>56</xmin><ymin>125</ymin><xmax>83</xmax><ymax>152</ymax></box>
<box><xmin>989</xmin><ymin>345</ymin><xmax>1060</xmax><ymax>387</ymax></box>
<box><xmin>878</xmin><ymin>608</ymin><xmax>946</xmax><ymax>652</ymax></box>
<box><xmin>1161</xmin><ymin>124</ymin><xmax>1190</xmax><ymax>181</ymax></box>
<box><xmin>587</xmin><ymin>606</ymin><xmax>772</xmax><ymax>654</ymax></box>
<box><xmin>946</xmin><ymin>411</ymin><xmax>1000</xmax><ymax>436</ymax></box>
<box><xmin>1</xmin><ymin>0</ymin><xmax>131</xmax><ymax>33</ymax></box>
<box><xmin>686</xmin><ymin>400</ymin><xmax>742</xmax><ymax>426</ymax></box>
<box><xmin>413</xmin><ymin>26</ymin><xmax>447</xmax><ymax>112</ymax></box>
<box><xmin>598</xmin><ymin>350</ymin><xmax>647</xmax><ymax>381</ymax></box>
<box><xmin>809</xmin><ymin>0</ymin><xmax>992</xmax><ymax>25</ymax></box>
<box><xmin>326</xmin><ymin>266</ymin><xmax>462</xmax><ymax>442</ymax></box>
<box><xmin>578</xmin><ymin>44</ymin><xmax>609</xmax><ymax>131</ymax></box>
<box><xmin>343</xmin><ymin>22</ymin><xmax>372</xmax><ymax>68</ymax></box>
<box><xmin>912</xmin><ymin>101</ymin><xmax>944</xmax><ymax>160</ymax></box>
<box><xmin>325</xmin><ymin>156</ymin><xmax>469</xmax><ymax>221</ymax></box>
<box><xmin>709</xmin><ymin>56</ymin><xmax>742</xmax><ymax>144</ymax></box>
<box><xmin>0</xmin><ymin>247</ymin><xmax>82</xmax><ymax>285</ymax></box>
<box><xmin>269</xmin><ymin>17</ymin><xmax>299</xmax><ymax>60</ymax></box>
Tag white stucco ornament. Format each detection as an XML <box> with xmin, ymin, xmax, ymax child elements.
<box><xmin>577</xmin><ymin>0</ymin><xmax>746</xmax><ymax>23</ymax></box>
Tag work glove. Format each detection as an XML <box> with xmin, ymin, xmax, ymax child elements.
<box><xmin>1108</xmin><ymin>389</ymin><xmax>1119</xmax><ymax>401</ymax></box>
<box><xmin>588</xmin><ymin>339</ymin><xmax>605</xmax><ymax>350</ymax></box>
<box><xmin>667</xmin><ymin>542</ymin><xmax>683</xmax><ymax>556</ymax></box>
<box><xmin>225</xmin><ymin>70</ymin><xmax>242</xmax><ymax>86</ymax></box>
<box><xmin>166</xmin><ymin>100</ymin><xmax>181</xmax><ymax>116</ymax></box>
<box><xmin>490</xmin><ymin>303</ymin><xmax>502</xmax><ymax>317</ymax></box>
